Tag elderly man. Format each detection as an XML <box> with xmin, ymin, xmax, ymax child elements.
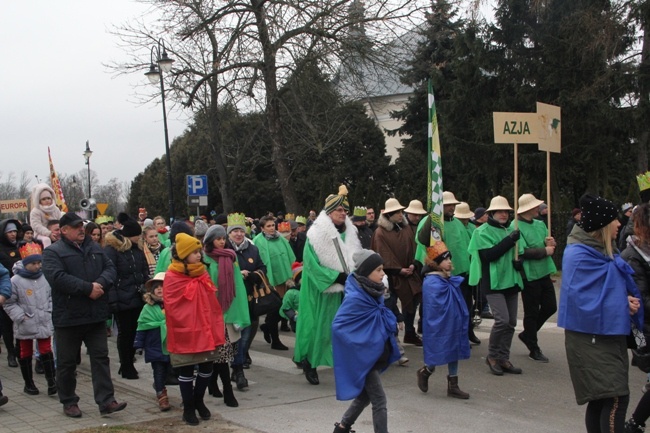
<box><xmin>372</xmin><ymin>198</ymin><xmax>422</xmax><ymax>345</ymax></box>
<box><xmin>43</xmin><ymin>212</ymin><xmax>126</xmax><ymax>418</ymax></box>
<box><xmin>294</xmin><ymin>185</ymin><xmax>362</xmax><ymax>385</ymax></box>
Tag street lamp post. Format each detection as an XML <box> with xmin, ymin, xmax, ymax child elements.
<box><xmin>145</xmin><ymin>39</ymin><xmax>175</xmax><ymax>222</ymax></box>
<box><xmin>83</xmin><ymin>140</ymin><xmax>93</xmax><ymax>219</ymax></box>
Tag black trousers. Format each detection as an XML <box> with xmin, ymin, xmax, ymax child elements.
<box><xmin>114</xmin><ymin>308</ymin><xmax>142</xmax><ymax>368</ymax></box>
<box><xmin>521</xmin><ymin>275</ymin><xmax>557</xmax><ymax>351</ymax></box>
<box><xmin>55</xmin><ymin>322</ymin><xmax>115</xmax><ymax>407</ymax></box>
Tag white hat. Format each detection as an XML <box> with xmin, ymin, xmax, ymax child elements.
<box><xmin>384</xmin><ymin>198</ymin><xmax>406</xmax><ymax>214</ymax></box>
<box><xmin>404</xmin><ymin>200</ymin><xmax>428</xmax><ymax>215</ymax></box>
<box><xmin>486</xmin><ymin>196</ymin><xmax>513</xmax><ymax>212</ymax></box>
<box><xmin>517</xmin><ymin>194</ymin><xmax>544</xmax><ymax>214</ymax></box>
<box><xmin>442</xmin><ymin>191</ymin><xmax>460</xmax><ymax>205</ymax></box>
<box><xmin>454</xmin><ymin>202</ymin><xmax>474</xmax><ymax>219</ymax></box>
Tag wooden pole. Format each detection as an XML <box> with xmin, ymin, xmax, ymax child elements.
<box><xmin>546</xmin><ymin>150</ymin><xmax>552</xmax><ymax>237</ymax></box>
<box><xmin>514</xmin><ymin>142</ymin><xmax>519</xmax><ymax>260</ymax></box>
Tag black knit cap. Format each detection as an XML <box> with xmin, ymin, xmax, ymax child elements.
<box><xmin>353</xmin><ymin>249</ymin><xmax>384</xmax><ymax>278</ymax></box>
<box><xmin>578</xmin><ymin>193</ymin><xmax>618</xmax><ymax>233</ymax></box>
<box><xmin>117</xmin><ymin>213</ymin><xmax>142</xmax><ymax>237</ymax></box>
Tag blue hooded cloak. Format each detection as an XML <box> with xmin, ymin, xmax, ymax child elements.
<box><xmin>332</xmin><ymin>275</ymin><xmax>400</xmax><ymax>401</ymax></box>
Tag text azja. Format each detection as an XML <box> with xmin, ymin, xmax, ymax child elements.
<box><xmin>502</xmin><ymin>121</ymin><xmax>531</xmax><ymax>135</ymax></box>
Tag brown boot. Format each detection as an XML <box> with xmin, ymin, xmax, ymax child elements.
<box><xmin>417</xmin><ymin>366</ymin><xmax>433</xmax><ymax>393</ymax></box>
<box><xmin>447</xmin><ymin>375</ymin><xmax>469</xmax><ymax>399</ymax></box>
<box><xmin>157</xmin><ymin>388</ymin><xmax>171</xmax><ymax>412</ymax></box>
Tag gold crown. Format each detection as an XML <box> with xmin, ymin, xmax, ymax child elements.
<box><xmin>638</xmin><ymin>172</ymin><xmax>650</xmax><ymax>192</ymax></box>
<box><xmin>285</xmin><ymin>213</ymin><xmax>295</xmax><ymax>221</ymax></box>
<box><xmin>353</xmin><ymin>206</ymin><xmax>367</xmax><ymax>217</ymax></box>
<box><xmin>295</xmin><ymin>216</ymin><xmax>307</xmax><ymax>225</ymax></box>
<box><xmin>95</xmin><ymin>215</ymin><xmax>111</xmax><ymax>225</ymax></box>
<box><xmin>227</xmin><ymin>213</ymin><xmax>247</xmax><ymax>227</ymax></box>
<box><xmin>19</xmin><ymin>243</ymin><xmax>43</xmax><ymax>259</ymax></box>
<box><xmin>426</xmin><ymin>241</ymin><xmax>448</xmax><ymax>263</ymax></box>
<box><xmin>278</xmin><ymin>221</ymin><xmax>291</xmax><ymax>232</ymax></box>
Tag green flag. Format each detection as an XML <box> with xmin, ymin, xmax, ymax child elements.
<box><xmin>427</xmin><ymin>80</ymin><xmax>444</xmax><ymax>245</ymax></box>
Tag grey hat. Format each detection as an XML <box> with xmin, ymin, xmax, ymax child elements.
<box><xmin>4</xmin><ymin>222</ymin><xmax>17</xmax><ymax>233</ymax></box>
<box><xmin>194</xmin><ymin>219</ymin><xmax>209</xmax><ymax>237</ymax></box>
<box><xmin>353</xmin><ymin>249</ymin><xmax>383</xmax><ymax>278</ymax></box>
<box><xmin>204</xmin><ymin>224</ymin><xmax>227</xmax><ymax>246</ymax></box>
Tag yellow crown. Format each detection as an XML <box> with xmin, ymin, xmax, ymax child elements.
<box><xmin>638</xmin><ymin>172</ymin><xmax>650</xmax><ymax>192</ymax></box>
<box><xmin>95</xmin><ymin>215</ymin><xmax>111</xmax><ymax>225</ymax></box>
<box><xmin>285</xmin><ymin>213</ymin><xmax>295</xmax><ymax>221</ymax></box>
<box><xmin>353</xmin><ymin>206</ymin><xmax>367</xmax><ymax>218</ymax></box>
<box><xmin>227</xmin><ymin>213</ymin><xmax>247</xmax><ymax>227</ymax></box>
<box><xmin>19</xmin><ymin>243</ymin><xmax>43</xmax><ymax>259</ymax></box>
<box><xmin>295</xmin><ymin>216</ymin><xmax>307</xmax><ymax>225</ymax></box>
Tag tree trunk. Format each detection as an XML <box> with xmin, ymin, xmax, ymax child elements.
<box><xmin>208</xmin><ymin>83</ymin><xmax>234</xmax><ymax>213</ymax></box>
<box><xmin>638</xmin><ymin>6</ymin><xmax>650</xmax><ymax>173</ymax></box>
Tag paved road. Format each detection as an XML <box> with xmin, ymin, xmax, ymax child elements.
<box><xmin>0</xmin><ymin>298</ymin><xmax>646</xmax><ymax>432</ymax></box>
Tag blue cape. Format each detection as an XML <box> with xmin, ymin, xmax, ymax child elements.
<box><xmin>332</xmin><ymin>275</ymin><xmax>400</xmax><ymax>401</ymax></box>
<box><xmin>558</xmin><ymin>243</ymin><xmax>643</xmax><ymax>335</ymax></box>
<box><xmin>422</xmin><ymin>274</ymin><xmax>470</xmax><ymax>366</ymax></box>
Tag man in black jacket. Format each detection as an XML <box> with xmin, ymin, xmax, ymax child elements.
<box><xmin>42</xmin><ymin>212</ymin><xmax>126</xmax><ymax>418</ymax></box>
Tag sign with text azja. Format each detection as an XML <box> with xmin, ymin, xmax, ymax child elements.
<box><xmin>0</xmin><ymin>199</ymin><xmax>28</xmax><ymax>214</ymax></box>
<box><xmin>493</xmin><ymin>112</ymin><xmax>539</xmax><ymax>143</ymax></box>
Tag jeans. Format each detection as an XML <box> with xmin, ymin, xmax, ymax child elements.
<box><xmin>341</xmin><ymin>368</ymin><xmax>388</xmax><ymax>433</ymax></box>
<box><xmin>151</xmin><ymin>361</ymin><xmax>171</xmax><ymax>393</ymax></box>
<box><xmin>521</xmin><ymin>276</ymin><xmax>557</xmax><ymax>351</ymax></box>
<box><xmin>55</xmin><ymin>321</ymin><xmax>115</xmax><ymax>407</ymax></box>
<box><xmin>485</xmin><ymin>291</ymin><xmax>518</xmax><ymax>360</ymax></box>
<box><xmin>427</xmin><ymin>361</ymin><xmax>459</xmax><ymax>376</ymax></box>
<box><xmin>585</xmin><ymin>395</ymin><xmax>629</xmax><ymax>433</ymax></box>
<box><xmin>232</xmin><ymin>325</ymin><xmax>252</xmax><ymax>367</ymax></box>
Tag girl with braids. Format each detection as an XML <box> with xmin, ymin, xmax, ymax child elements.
<box><xmin>163</xmin><ymin>233</ymin><xmax>225</xmax><ymax>426</ymax></box>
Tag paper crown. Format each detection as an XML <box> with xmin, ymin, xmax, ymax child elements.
<box><xmin>95</xmin><ymin>215</ymin><xmax>113</xmax><ymax>225</ymax></box>
<box><xmin>426</xmin><ymin>241</ymin><xmax>449</xmax><ymax>263</ymax></box>
<box><xmin>285</xmin><ymin>213</ymin><xmax>295</xmax><ymax>221</ymax></box>
<box><xmin>638</xmin><ymin>172</ymin><xmax>650</xmax><ymax>192</ymax></box>
<box><xmin>278</xmin><ymin>221</ymin><xmax>291</xmax><ymax>232</ymax></box>
<box><xmin>19</xmin><ymin>242</ymin><xmax>43</xmax><ymax>259</ymax></box>
<box><xmin>353</xmin><ymin>206</ymin><xmax>367</xmax><ymax>218</ymax></box>
<box><xmin>295</xmin><ymin>216</ymin><xmax>307</xmax><ymax>225</ymax></box>
<box><xmin>227</xmin><ymin>212</ymin><xmax>247</xmax><ymax>227</ymax></box>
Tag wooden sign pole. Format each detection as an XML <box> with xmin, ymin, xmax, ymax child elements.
<box><xmin>514</xmin><ymin>142</ymin><xmax>519</xmax><ymax>260</ymax></box>
<box><xmin>546</xmin><ymin>151</ymin><xmax>552</xmax><ymax>237</ymax></box>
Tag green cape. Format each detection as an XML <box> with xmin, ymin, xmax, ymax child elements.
<box><xmin>252</xmin><ymin>233</ymin><xmax>296</xmax><ymax>286</ymax></box>
<box><xmin>511</xmin><ymin>219</ymin><xmax>556</xmax><ymax>280</ymax></box>
<box><xmin>136</xmin><ymin>303</ymin><xmax>168</xmax><ymax>355</ymax></box>
<box><xmin>468</xmin><ymin>222</ymin><xmax>523</xmax><ymax>290</ymax></box>
<box><xmin>204</xmin><ymin>255</ymin><xmax>251</xmax><ymax>329</ymax></box>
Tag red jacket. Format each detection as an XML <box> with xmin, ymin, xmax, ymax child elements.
<box><xmin>164</xmin><ymin>269</ymin><xmax>225</xmax><ymax>354</ymax></box>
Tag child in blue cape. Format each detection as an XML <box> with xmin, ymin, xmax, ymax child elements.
<box><xmin>331</xmin><ymin>249</ymin><xmax>400</xmax><ymax>433</ymax></box>
<box><xmin>416</xmin><ymin>241</ymin><xmax>470</xmax><ymax>399</ymax></box>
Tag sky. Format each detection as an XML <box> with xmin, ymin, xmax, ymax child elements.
<box><xmin>0</xmin><ymin>1</ymin><xmax>188</xmax><ymax>193</ymax></box>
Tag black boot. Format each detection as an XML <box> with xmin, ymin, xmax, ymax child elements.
<box><xmin>19</xmin><ymin>357</ymin><xmax>39</xmax><ymax>395</ymax></box>
<box><xmin>7</xmin><ymin>351</ymin><xmax>17</xmax><ymax>368</ymax></box>
<box><xmin>270</xmin><ymin>325</ymin><xmax>288</xmax><ymax>351</ymax></box>
<box><xmin>182</xmin><ymin>400</ymin><xmax>199</xmax><ymax>426</ymax></box>
<box><xmin>207</xmin><ymin>365</ymin><xmax>222</xmax><ymax>398</ymax></box>
<box><xmin>218</xmin><ymin>363</ymin><xmax>239</xmax><ymax>407</ymax></box>
<box><xmin>231</xmin><ymin>364</ymin><xmax>248</xmax><ymax>390</ymax></box>
<box><xmin>302</xmin><ymin>360</ymin><xmax>319</xmax><ymax>385</ymax></box>
<box><xmin>333</xmin><ymin>422</ymin><xmax>355</xmax><ymax>433</ymax></box>
<box><xmin>40</xmin><ymin>352</ymin><xmax>57</xmax><ymax>395</ymax></box>
<box><xmin>34</xmin><ymin>357</ymin><xmax>44</xmax><ymax>374</ymax></box>
<box><xmin>260</xmin><ymin>323</ymin><xmax>272</xmax><ymax>343</ymax></box>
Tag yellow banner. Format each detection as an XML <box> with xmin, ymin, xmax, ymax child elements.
<box><xmin>0</xmin><ymin>199</ymin><xmax>28</xmax><ymax>214</ymax></box>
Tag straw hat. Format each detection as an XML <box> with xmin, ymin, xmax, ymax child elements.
<box><xmin>454</xmin><ymin>202</ymin><xmax>474</xmax><ymax>219</ymax></box>
<box><xmin>442</xmin><ymin>191</ymin><xmax>460</xmax><ymax>205</ymax></box>
<box><xmin>517</xmin><ymin>194</ymin><xmax>544</xmax><ymax>214</ymax></box>
<box><xmin>404</xmin><ymin>200</ymin><xmax>428</xmax><ymax>215</ymax></box>
<box><xmin>384</xmin><ymin>198</ymin><xmax>406</xmax><ymax>214</ymax></box>
<box><xmin>486</xmin><ymin>196</ymin><xmax>513</xmax><ymax>212</ymax></box>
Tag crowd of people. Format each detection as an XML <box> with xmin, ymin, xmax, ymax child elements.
<box><xmin>1</xmin><ymin>182</ymin><xmax>650</xmax><ymax>432</ymax></box>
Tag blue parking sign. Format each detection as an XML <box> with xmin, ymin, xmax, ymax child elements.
<box><xmin>187</xmin><ymin>175</ymin><xmax>208</xmax><ymax>196</ymax></box>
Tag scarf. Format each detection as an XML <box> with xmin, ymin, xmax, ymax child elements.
<box><xmin>230</xmin><ymin>238</ymin><xmax>250</xmax><ymax>252</ymax></box>
<box><xmin>263</xmin><ymin>231</ymin><xmax>280</xmax><ymax>241</ymax></box>
<box><xmin>168</xmin><ymin>260</ymin><xmax>207</xmax><ymax>278</ymax></box>
<box><xmin>355</xmin><ymin>275</ymin><xmax>386</xmax><ymax>299</ymax></box>
<box><xmin>143</xmin><ymin>243</ymin><xmax>158</xmax><ymax>276</ymax></box>
<box><xmin>17</xmin><ymin>267</ymin><xmax>43</xmax><ymax>279</ymax></box>
<box><xmin>205</xmin><ymin>248</ymin><xmax>237</xmax><ymax>312</ymax></box>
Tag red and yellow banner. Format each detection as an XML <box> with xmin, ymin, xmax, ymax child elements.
<box><xmin>48</xmin><ymin>147</ymin><xmax>68</xmax><ymax>212</ymax></box>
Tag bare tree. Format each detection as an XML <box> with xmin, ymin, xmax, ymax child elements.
<box><xmin>109</xmin><ymin>0</ymin><xmax>429</xmax><ymax>212</ymax></box>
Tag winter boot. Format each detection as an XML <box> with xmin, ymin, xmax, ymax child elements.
<box><xmin>269</xmin><ymin>325</ymin><xmax>288</xmax><ymax>351</ymax></box>
<box><xmin>182</xmin><ymin>400</ymin><xmax>199</xmax><ymax>426</ymax></box>
<box><xmin>417</xmin><ymin>366</ymin><xmax>433</xmax><ymax>393</ymax></box>
<box><xmin>302</xmin><ymin>360</ymin><xmax>319</xmax><ymax>385</ymax></box>
<box><xmin>333</xmin><ymin>422</ymin><xmax>356</xmax><ymax>433</ymax></box>
<box><xmin>34</xmin><ymin>357</ymin><xmax>44</xmax><ymax>374</ymax></box>
<box><xmin>0</xmin><ymin>392</ymin><xmax>7</xmax><ymax>407</ymax></box>
<box><xmin>218</xmin><ymin>363</ymin><xmax>239</xmax><ymax>407</ymax></box>
<box><xmin>40</xmin><ymin>352</ymin><xmax>57</xmax><ymax>395</ymax></box>
<box><xmin>19</xmin><ymin>357</ymin><xmax>39</xmax><ymax>395</ymax></box>
<box><xmin>194</xmin><ymin>369</ymin><xmax>212</xmax><ymax>420</ymax></box>
<box><xmin>208</xmin><ymin>365</ymin><xmax>223</xmax><ymax>398</ymax></box>
<box><xmin>447</xmin><ymin>375</ymin><xmax>470</xmax><ymax>399</ymax></box>
<box><xmin>231</xmin><ymin>364</ymin><xmax>248</xmax><ymax>390</ymax></box>
<box><xmin>625</xmin><ymin>417</ymin><xmax>645</xmax><ymax>433</ymax></box>
<box><xmin>157</xmin><ymin>388</ymin><xmax>171</xmax><ymax>412</ymax></box>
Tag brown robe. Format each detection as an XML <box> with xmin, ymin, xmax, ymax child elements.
<box><xmin>371</xmin><ymin>214</ymin><xmax>422</xmax><ymax>313</ymax></box>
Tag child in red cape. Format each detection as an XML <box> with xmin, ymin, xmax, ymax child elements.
<box><xmin>164</xmin><ymin>233</ymin><xmax>225</xmax><ymax>426</ymax></box>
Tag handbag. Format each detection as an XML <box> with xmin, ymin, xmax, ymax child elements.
<box><xmin>249</xmin><ymin>271</ymin><xmax>282</xmax><ymax>317</ymax></box>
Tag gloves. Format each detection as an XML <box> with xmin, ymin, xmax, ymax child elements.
<box><xmin>512</xmin><ymin>259</ymin><xmax>523</xmax><ymax>272</ymax></box>
<box><xmin>508</xmin><ymin>230</ymin><xmax>521</xmax><ymax>242</ymax></box>
<box><xmin>335</xmin><ymin>272</ymin><xmax>348</xmax><ymax>285</ymax></box>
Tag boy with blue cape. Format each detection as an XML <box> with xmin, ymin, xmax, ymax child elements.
<box><xmin>331</xmin><ymin>250</ymin><xmax>400</xmax><ymax>433</ymax></box>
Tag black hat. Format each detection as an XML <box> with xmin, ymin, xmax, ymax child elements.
<box><xmin>169</xmin><ymin>221</ymin><xmax>194</xmax><ymax>243</ymax></box>
<box><xmin>117</xmin><ymin>213</ymin><xmax>142</xmax><ymax>237</ymax></box>
<box><xmin>60</xmin><ymin>212</ymin><xmax>83</xmax><ymax>228</ymax></box>
<box><xmin>21</xmin><ymin>224</ymin><xmax>33</xmax><ymax>233</ymax></box>
<box><xmin>578</xmin><ymin>194</ymin><xmax>618</xmax><ymax>233</ymax></box>
<box><xmin>353</xmin><ymin>249</ymin><xmax>384</xmax><ymax>278</ymax></box>
<box><xmin>473</xmin><ymin>207</ymin><xmax>486</xmax><ymax>220</ymax></box>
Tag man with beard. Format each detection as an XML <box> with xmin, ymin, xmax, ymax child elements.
<box><xmin>294</xmin><ymin>185</ymin><xmax>362</xmax><ymax>385</ymax></box>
